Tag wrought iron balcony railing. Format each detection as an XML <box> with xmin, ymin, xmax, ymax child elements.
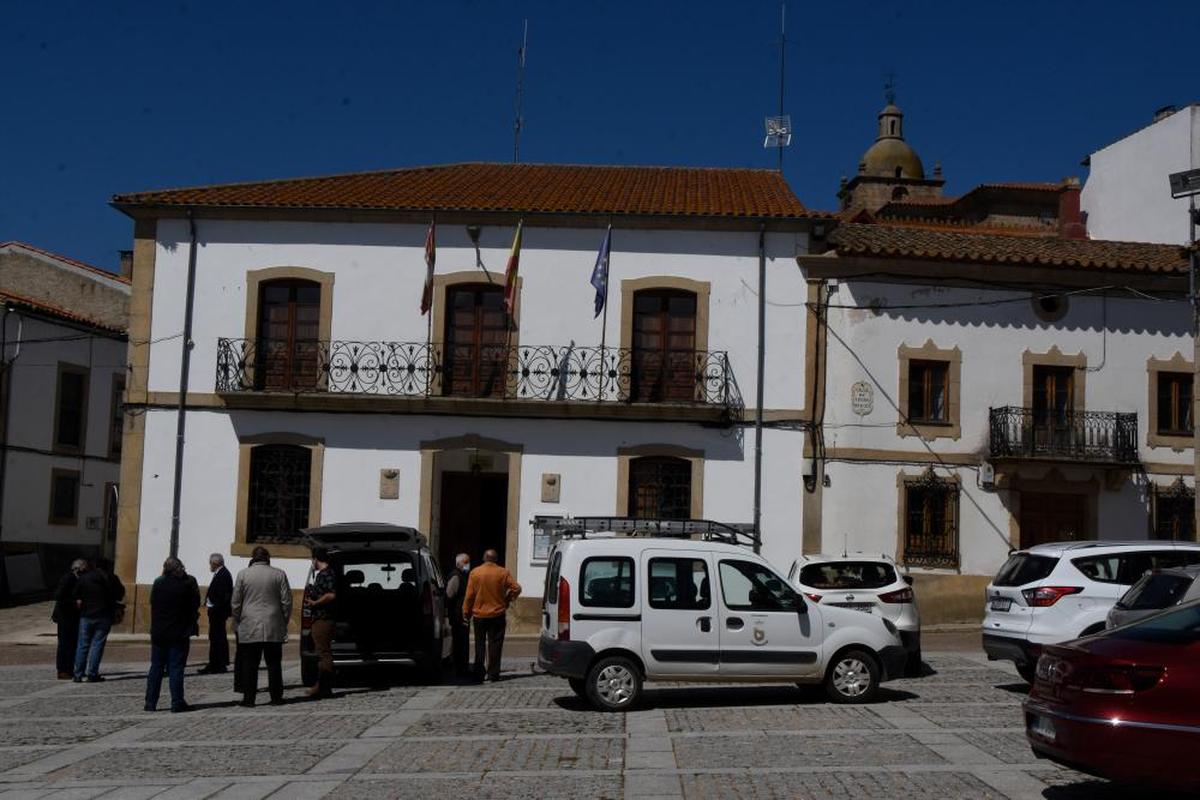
<box><xmin>988</xmin><ymin>406</ymin><xmax>1139</xmax><ymax>464</ymax></box>
<box><xmin>215</xmin><ymin>337</ymin><xmax>743</xmax><ymax>415</ymax></box>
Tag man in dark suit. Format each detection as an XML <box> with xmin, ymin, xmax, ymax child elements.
<box><xmin>51</xmin><ymin>559</ymin><xmax>88</xmax><ymax>679</ymax></box>
<box><xmin>199</xmin><ymin>553</ymin><xmax>233</xmax><ymax>675</ymax></box>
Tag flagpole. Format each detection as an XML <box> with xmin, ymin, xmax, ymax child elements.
<box><xmin>425</xmin><ymin>217</ymin><xmax>435</xmax><ymax>390</ymax></box>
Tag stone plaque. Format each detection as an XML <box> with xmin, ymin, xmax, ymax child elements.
<box><xmin>541</xmin><ymin>473</ymin><xmax>561</xmax><ymax>503</ymax></box>
<box><xmin>379</xmin><ymin>468</ymin><xmax>400</xmax><ymax>500</ymax></box>
<box><xmin>851</xmin><ymin>380</ymin><xmax>874</xmax><ymax>417</ymax></box>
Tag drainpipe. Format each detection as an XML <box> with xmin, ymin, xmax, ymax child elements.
<box><xmin>753</xmin><ymin>223</ymin><xmax>767</xmax><ymax>554</ymax></box>
<box><xmin>169</xmin><ymin>212</ymin><xmax>200</xmax><ymax>559</ymax></box>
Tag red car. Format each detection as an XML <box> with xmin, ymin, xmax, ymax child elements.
<box><xmin>1024</xmin><ymin>599</ymin><xmax>1200</xmax><ymax>792</ymax></box>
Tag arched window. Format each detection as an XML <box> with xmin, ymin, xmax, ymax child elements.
<box><xmin>443</xmin><ymin>283</ymin><xmax>509</xmax><ymax>397</ymax></box>
<box><xmin>894</xmin><ymin>166</ymin><xmax>903</xmax><ymax>178</ymax></box>
<box><xmin>631</xmin><ymin>289</ymin><xmax>697</xmax><ymax>402</ymax></box>
<box><xmin>246</xmin><ymin>444</ymin><xmax>312</xmax><ymax>542</ymax></box>
<box><xmin>628</xmin><ymin>456</ymin><xmax>692</xmax><ymax>519</ymax></box>
<box><xmin>891</xmin><ymin>186</ymin><xmax>909</xmax><ymax>201</ymax></box>
<box><xmin>256</xmin><ymin>279</ymin><xmax>322</xmax><ymax>391</ymax></box>
<box><xmin>890</xmin><ymin>120</ymin><xmax>897</xmax><ymax>135</ymax></box>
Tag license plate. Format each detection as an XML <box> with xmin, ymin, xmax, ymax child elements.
<box><xmin>831</xmin><ymin>602</ymin><xmax>874</xmax><ymax>613</ymax></box>
<box><xmin>990</xmin><ymin>597</ymin><xmax>1012</xmax><ymax>612</ymax></box>
<box><xmin>1029</xmin><ymin>714</ymin><xmax>1056</xmax><ymax>742</ymax></box>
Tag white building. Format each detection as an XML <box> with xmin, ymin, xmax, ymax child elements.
<box><xmin>110</xmin><ymin>163</ymin><xmax>818</xmax><ymax>631</ymax></box>
<box><xmin>1082</xmin><ymin>103</ymin><xmax>1200</xmax><ymax>245</ymax></box>
<box><xmin>0</xmin><ymin>242</ymin><xmax>130</xmax><ymax>599</ymax></box>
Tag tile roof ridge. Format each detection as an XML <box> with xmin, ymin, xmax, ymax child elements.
<box><xmin>0</xmin><ymin>288</ymin><xmax>125</xmax><ymax>334</ymax></box>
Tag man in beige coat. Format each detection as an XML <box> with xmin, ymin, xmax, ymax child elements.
<box><xmin>231</xmin><ymin>546</ymin><xmax>292</xmax><ymax>707</ymax></box>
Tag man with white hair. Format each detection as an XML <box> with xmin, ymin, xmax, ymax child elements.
<box><xmin>198</xmin><ymin>553</ymin><xmax>232</xmax><ymax>675</ymax></box>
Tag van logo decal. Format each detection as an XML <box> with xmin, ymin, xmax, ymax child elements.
<box><xmin>752</xmin><ymin>624</ymin><xmax>767</xmax><ymax>646</ymax></box>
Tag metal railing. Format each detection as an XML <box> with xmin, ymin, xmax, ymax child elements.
<box><xmin>988</xmin><ymin>406</ymin><xmax>1139</xmax><ymax>464</ymax></box>
<box><xmin>215</xmin><ymin>338</ymin><xmax>743</xmax><ymax>415</ymax></box>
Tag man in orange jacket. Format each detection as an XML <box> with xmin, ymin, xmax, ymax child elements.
<box><xmin>463</xmin><ymin>548</ymin><xmax>522</xmax><ymax>682</ymax></box>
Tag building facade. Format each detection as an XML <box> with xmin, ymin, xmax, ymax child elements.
<box><xmin>0</xmin><ymin>242</ymin><xmax>130</xmax><ymax>599</ymax></box>
<box><xmin>110</xmin><ymin>163</ymin><xmax>819</xmax><ymax>631</ymax></box>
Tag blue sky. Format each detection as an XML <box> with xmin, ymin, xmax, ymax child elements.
<box><xmin>2</xmin><ymin>0</ymin><xmax>1197</xmax><ymax>270</ymax></box>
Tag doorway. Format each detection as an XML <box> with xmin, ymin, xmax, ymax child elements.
<box><xmin>1019</xmin><ymin>492</ymin><xmax>1087</xmax><ymax>549</ymax></box>
<box><xmin>437</xmin><ymin>471</ymin><xmax>509</xmax><ymax>570</ymax></box>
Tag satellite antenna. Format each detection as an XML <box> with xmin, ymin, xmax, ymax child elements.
<box><xmin>762</xmin><ymin>2</ymin><xmax>791</xmax><ymax>172</ymax></box>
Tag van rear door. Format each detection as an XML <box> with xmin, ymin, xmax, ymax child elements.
<box><xmin>333</xmin><ymin>552</ymin><xmax>423</xmax><ymax>656</ymax></box>
<box><xmin>640</xmin><ymin>549</ymin><xmax>718</xmax><ymax>677</ymax></box>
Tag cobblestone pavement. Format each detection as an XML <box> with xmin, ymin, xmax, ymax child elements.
<box><xmin>0</xmin><ymin>651</ymin><xmax>1187</xmax><ymax>799</ymax></box>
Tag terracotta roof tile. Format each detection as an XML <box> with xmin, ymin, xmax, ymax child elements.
<box><xmin>112</xmin><ymin>162</ymin><xmax>810</xmax><ymax>219</ymax></box>
<box><xmin>829</xmin><ymin>223</ymin><xmax>1189</xmax><ymax>274</ymax></box>
<box><xmin>0</xmin><ymin>241</ymin><xmax>130</xmax><ymax>285</ymax></box>
<box><xmin>0</xmin><ymin>289</ymin><xmax>125</xmax><ymax>334</ymax></box>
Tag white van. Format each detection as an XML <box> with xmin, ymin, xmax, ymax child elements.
<box><xmin>538</xmin><ymin>534</ymin><xmax>907</xmax><ymax>710</ymax></box>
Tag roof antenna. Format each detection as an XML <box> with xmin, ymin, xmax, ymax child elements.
<box><xmin>884</xmin><ymin>71</ymin><xmax>896</xmax><ymax>106</ymax></box>
<box><xmin>762</xmin><ymin>2</ymin><xmax>791</xmax><ymax>172</ymax></box>
<box><xmin>513</xmin><ymin>19</ymin><xmax>528</xmax><ymax>163</ymax></box>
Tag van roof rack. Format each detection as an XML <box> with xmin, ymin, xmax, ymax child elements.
<box><xmin>532</xmin><ymin>515</ymin><xmax>759</xmax><ymax>550</ymax></box>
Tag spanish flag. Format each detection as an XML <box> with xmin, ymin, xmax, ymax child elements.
<box><xmin>504</xmin><ymin>220</ymin><xmax>523</xmax><ymax>317</ymax></box>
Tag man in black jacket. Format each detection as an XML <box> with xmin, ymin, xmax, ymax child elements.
<box><xmin>145</xmin><ymin>557</ymin><xmax>201</xmax><ymax>712</ymax></box>
<box><xmin>444</xmin><ymin>553</ymin><xmax>471</xmax><ymax>676</ymax></box>
<box><xmin>73</xmin><ymin>558</ymin><xmax>125</xmax><ymax>682</ymax></box>
<box><xmin>51</xmin><ymin>559</ymin><xmax>87</xmax><ymax>679</ymax></box>
<box><xmin>199</xmin><ymin>553</ymin><xmax>233</xmax><ymax>675</ymax></box>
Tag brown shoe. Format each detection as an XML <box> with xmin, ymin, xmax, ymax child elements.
<box><xmin>57</xmin><ymin>672</ymin><xmax>72</xmax><ymax>680</ymax></box>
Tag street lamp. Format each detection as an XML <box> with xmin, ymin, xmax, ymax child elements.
<box><xmin>1168</xmin><ymin>167</ymin><xmax>1200</xmax><ymax>542</ymax></box>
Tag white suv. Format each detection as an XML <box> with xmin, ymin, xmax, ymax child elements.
<box><xmin>982</xmin><ymin>541</ymin><xmax>1200</xmax><ymax>682</ymax></box>
<box><xmin>788</xmin><ymin>554</ymin><xmax>921</xmax><ymax>676</ymax></box>
<box><xmin>538</xmin><ymin>535</ymin><xmax>907</xmax><ymax>711</ymax></box>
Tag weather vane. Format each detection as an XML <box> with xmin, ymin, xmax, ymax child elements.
<box><xmin>884</xmin><ymin>72</ymin><xmax>896</xmax><ymax>105</ymax></box>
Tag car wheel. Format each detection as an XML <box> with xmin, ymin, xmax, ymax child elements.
<box><xmin>300</xmin><ymin>658</ymin><xmax>317</xmax><ymax>688</ymax></box>
<box><xmin>585</xmin><ymin>655</ymin><xmax>642</xmax><ymax>712</ymax></box>
<box><xmin>824</xmin><ymin>649</ymin><xmax>880</xmax><ymax>704</ymax></box>
<box><xmin>1016</xmin><ymin>662</ymin><xmax>1037</xmax><ymax>684</ymax></box>
<box><xmin>568</xmin><ymin>677</ymin><xmax>588</xmax><ymax>698</ymax></box>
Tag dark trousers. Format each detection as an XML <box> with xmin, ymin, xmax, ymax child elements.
<box><xmin>238</xmin><ymin>641</ymin><xmax>283</xmax><ymax>705</ymax></box>
<box><xmin>145</xmin><ymin>640</ymin><xmax>190</xmax><ymax>711</ymax></box>
<box><xmin>310</xmin><ymin>619</ymin><xmax>335</xmax><ymax>686</ymax></box>
<box><xmin>56</xmin><ymin>620</ymin><xmax>79</xmax><ymax>675</ymax></box>
<box><xmin>206</xmin><ymin>610</ymin><xmax>230</xmax><ymax>670</ymax></box>
<box><xmin>472</xmin><ymin>615</ymin><xmax>506</xmax><ymax>680</ymax></box>
<box><xmin>450</xmin><ymin>619</ymin><xmax>470</xmax><ymax>674</ymax></box>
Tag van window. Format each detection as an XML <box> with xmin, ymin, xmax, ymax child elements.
<box><xmin>648</xmin><ymin>558</ymin><xmax>710</xmax><ymax>610</ymax></box>
<box><xmin>341</xmin><ymin>559</ymin><xmax>416</xmax><ymax>590</ymax></box>
<box><xmin>580</xmin><ymin>557</ymin><xmax>635</xmax><ymax>608</ymax></box>
<box><xmin>545</xmin><ymin>551</ymin><xmax>562</xmax><ymax>605</ymax></box>
<box><xmin>718</xmin><ymin>560</ymin><xmax>797</xmax><ymax>611</ymax></box>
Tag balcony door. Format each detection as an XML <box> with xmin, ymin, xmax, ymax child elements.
<box><xmin>1031</xmin><ymin>365</ymin><xmax>1076</xmax><ymax>452</ymax></box>
<box><xmin>256</xmin><ymin>280</ymin><xmax>321</xmax><ymax>391</ymax></box>
<box><xmin>444</xmin><ymin>284</ymin><xmax>508</xmax><ymax>397</ymax></box>
<box><xmin>631</xmin><ymin>290</ymin><xmax>697</xmax><ymax>403</ymax></box>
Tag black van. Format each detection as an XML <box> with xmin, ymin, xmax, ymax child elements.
<box><xmin>300</xmin><ymin>523</ymin><xmax>451</xmax><ymax>685</ymax></box>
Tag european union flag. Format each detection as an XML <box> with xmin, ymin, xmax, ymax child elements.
<box><xmin>590</xmin><ymin>225</ymin><xmax>611</xmax><ymax>318</ymax></box>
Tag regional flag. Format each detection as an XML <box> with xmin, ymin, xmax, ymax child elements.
<box><xmin>504</xmin><ymin>221</ymin><xmax>523</xmax><ymax>316</ymax></box>
<box><xmin>420</xmin><ymin>220</ymin><xmax>436</xmax><ymax>315</ymax></box>
<box><xmin>590</xmin><ymin>225</ymin><xmax>611</xmax><ymax>318</ymax></box>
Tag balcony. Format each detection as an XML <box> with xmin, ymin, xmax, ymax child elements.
<box><xmin>988</xmin><ymin>406</ymin><xmax>1139</xmax><ymax>465</ymax></box>
<box><xmin>214</xmin><ymin>338</ymin><xmax>743</xmax><ymax>423</ymax></box>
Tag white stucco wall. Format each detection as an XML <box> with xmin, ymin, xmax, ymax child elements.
<box><xmin>1082</xmin><ymin>105</ymin><xmax>1199</xmax><ymax>245</ymax></box>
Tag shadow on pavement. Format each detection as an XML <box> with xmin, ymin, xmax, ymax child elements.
<box><xmin>1043</xmin><ymin>779</ymin><xmax>1193</xmax><ymax>799</ymax></box>
<box><xmin>549</xmin><ymin>683</ymin><xmax>919</xmax><ymax>711</ymax></box>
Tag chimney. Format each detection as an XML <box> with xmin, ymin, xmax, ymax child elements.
<box><xmin>1057</xmin><ymin>178</ymin><xmax>1086</xmax><ymax>240</ymax></box>
<box><xmin>1152</xmin><ymin>104</ymin><xmax>1177</xmax><ymax>123</ymax></box>
<box><xmin>118</xmin><ymin>250</ymin><xmax>133</xmax><ymax>279</ymax></box>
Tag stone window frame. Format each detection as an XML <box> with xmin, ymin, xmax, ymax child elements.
<box><xmin>242</xmin><ymin>267</ymin><xmax>335</xmax><ymax>389</ymax></box>
<box><xmin>618</xmin><ymin>276</ymin><xmax>711</xmax><ymax>355</ymax></box>
<box><xmin>53</xmin><ymin>362</ymin><xmax>90</xmax><ymax>456</ymax></box>
<box><xmin>429</xmin><ymin>270</ymin><xmax>522</xmax><ymax>396</ymax></box>
<box><xmin>895</xmin><ymin>468</ymin><xmax>961</xmax><ymax>571</ymax></box>
<box><xmin>1146</xmin><ymin>352</ymin><xmax>1193</xmax><ymax>450</ymax></box>
<box><xmin>48</xmin><ymin>467</ymin><xmax>81</xmax><ymax>526</ymax></box>
<box><xmin>233</xmin><ymin>432</ymin><xmax>325</xmax><ymax>559</ymax></box>
<box><xmin>896</xmin><ymin>340</ymin><xmax>961</xmax><ymax>441</ymax></box>
<box><xmin>1022</xmin><ymin>346</ymin><xmax>1087</xmax><ymax>411</ymax></box>
<box><xmin>615</xmin><ymin>444</ymin><xmax>704</xmax><ymax>519</ymax></box>
<box><xmin>1148</xmin><ymin>477</ymin><xmax>1195</xmax><ymax>540</ymax></box>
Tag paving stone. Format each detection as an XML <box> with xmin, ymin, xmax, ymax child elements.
<box><xmin>665</xmin><ymin>706</ymin><xmax>892</xmax><ymax>733</ymax></box>
<box><xmin>1</xmin><ymin>694</ymin><xmax>152</xmax><ymax>718</ymax></box>
<box><xmin>406</xmin><ymin>710</ymin><xmax>624</xmax><ymax>737</ymax></box>
<box><xmin>437</xmin><ymin>688</ymin><xmax>563</xmax><ymax>710</ymax></box>
<box><xmin>329</xmin><ymin>774</ymin><xmax>622</xmax><ymax>800</ymax></box>
<box><xmin>906</xmin><ymin>703</ymin><xmax>1027</xmax><ymax>729</ymax></box>
<box><xmin>0</xmin><ymin>749</ymin><xmax>59</xmax><ymax>773</ymax></box>
<box><xmin>680</xmin><ymin>770</ymin><xmax>1005</xmax><ymax>799</ymax></box>
<box><xmin>0</xmin><ymin>719</ymin><xmax>139</xmax><ymax>747</ymax></box>
<box><xmin>956</xmin><ymin>730</ymin><xmax>1043</xmax><ymax>765</ymax></box>
<box><xmin>141</xmin><ymin>714</ymin><xmax>384</xmax><ymax>742</ymax></box>
<box><xmin>894</xmin><ymin>684</ymin><xmax>1027</xmax><ymax>704</ymax></box>
<box><xmin>363</xmin><ymin>736</ymin><xmax>624</xmax><ymax>773</ymax></box>
<box><xmin>0</xmin><ymin>681</ymin><xmax>63</xmax><ymax>697</ymax></box>
<box><xmin>674</xmin><ymin>733</ymin><xmax>943</xmax><ymax>769</ymax></box>
<box><xmin>48</xmin><ymin>743</ymin><xmax>340</xmax><ymax>780</ymax></box>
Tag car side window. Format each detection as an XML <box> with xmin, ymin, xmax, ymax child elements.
<box><xmin>579</xmin><ymin>557</ymin><xmax>635</xmax><ymax>608</ymax></box>
<box><xmin>1150</xmin><ymin>550</ymin><xmax>1200</xmax><ymax>570</ymax></box>
<box><xmin>1073</xmin><ymin>555</ymin><xmax>1123</xmax><ymax>583</ymax></box>
<box><xmin>718</xmin><ymin>560</ymin><xmax>797</xmax><ymax>612</ymax></box>
<box><xmin>648</xmin><ymin>558</ymin><xmax>710</xmax><ymax>610</ymax></box>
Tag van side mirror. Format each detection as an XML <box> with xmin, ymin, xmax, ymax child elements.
<box><xmin>794</xmin><ymin>595</ymin><xmax>808</xmax><ymax>615</ymax></box>
<box><xmin>903</xmin><ymin>575</ymin><xmax>914</xmax><ymax>586</ymax></box>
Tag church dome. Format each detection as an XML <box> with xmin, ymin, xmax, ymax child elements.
<box><xmin>858</xmin><ymin>101</ymin><xmax>925</xmax><ymax>180</ymax></box>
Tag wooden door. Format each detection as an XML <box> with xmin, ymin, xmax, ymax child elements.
<box><xmin>444</xmin><ymin>285</ymin><xmax>508</xmax><ymax>397</ymax></box>
<box><xmin>631</xmin><ymin>290</ymin><xmax>697</xmax><ymax>402</ymax></box>
<box><xmin>1019</xmin><ymin>492</ymin><xmax>1087</xmax><ymax>549</ymax></box>
<box><xmin>257</xmin><ymin>280</ymin><xmax>321</xmax><ymax>391</ymax></box>
<box><xmin>438</xmin><ymin>472</ymin><xmax>509</xmax><ymax>568</ymax></box>
<box><xmin>1031</xmin><ymin>365</ymin><xmax>1075</xmax><ymax>452</ymax></box>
